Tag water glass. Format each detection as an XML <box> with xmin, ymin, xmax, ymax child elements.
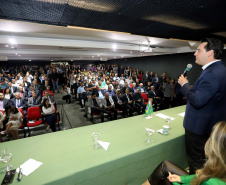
<box><xmin>165</xmin><ymin>118</ymin><xmax>172</xmax><ymax>124</ymax></box>
<box><xmin>145</xmin><ymin>129</ymin><xmax>154</xmax><ymax>143</ymax></box>
<box><xmin>163</xmin><ymin>125</ymin><xmax>169</xmax><ymax>135</ymax></box>
<box><xmin>92</xmin><ymin>132</ymin><xmax>100</xmax><ymax>149</ymax></box>
<box><xmin>0</xmin><ymin>149</ymin><xmax>12</xmax><ymax>172</ymax></box>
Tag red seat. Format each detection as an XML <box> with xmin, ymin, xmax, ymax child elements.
<box><xmin>26</xmin><ymin>107</ymin><xmax>43</xmax><ymax>136</ymax></box>
<box><xmin>141</xmin><ymin>93</ymin><xmax>148</xmax><ymax>105</ymax></box>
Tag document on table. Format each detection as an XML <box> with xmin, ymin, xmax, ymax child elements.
<box><xmin>178</xmin><ymin>112</ymin><xmax>185</xmax><ymax>117</ymax></box>
<box><xmin>96</xmin><ymin>140</ymin><xmax>110</xmax><ymax>151</ymax></box>
<box><xmin>155</xmin><ymin>113</ymin><xmax>175</xmax><ymax>120</ymax></box>
<box><xmin>16</xmin><ymin>159</ymin><xmax>43</xmax><ymax>176</ymax></box>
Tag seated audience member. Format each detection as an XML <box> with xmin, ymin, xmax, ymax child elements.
<box><xmin>95</xmin><ymin>85</ymin><xmax>104</xmax><ymax>100</ymax></box>
<box><xmin>105</xmin><ymin>85</ymin><xmax>114</xmax><ymax>97</ymax></box>
<box><xmin>145</xmin><ymin>81</ymin><xmax>153</xmax><ymax>93</ymax></box>
<box><xmin>28</xmin><ymin>86</ymin><xmax>41</xmax><ymax>98</ymax></box>
<box><xmin>7</xmin><ymin>82</ymin><xmax>17</xmax><ymax>94</ymax></box>
<box><xmin>1</xmin><ymin>107</ymin><xmax>22</xmax><ymax>140</ymax></box>
<box><xmin>42</xmin><ymin>98</ymin><xmax>57</xmax><ymax>132</ymax></box>
<box><xmin>41</xmin><ymin>91</ymin><xmax>55</xmax><ymax>105</ymax></box>
<box><xmin>28</xmin><ymin>91</ymin><xmax>42</xmax><ymax>108</ymax></box>
<box><xmin>19</xmin><ymin>82</ymin><xmax>28</xmax><ymax>92</ymax></box>
<box><xmin>0</xmin><ymin>111</ymin><xmax>6</xmax><ymax>142</ymax></box>
<box><xmin>4</xmin><ymin>88</ymin><xmax>14</xmax><ymax>100</ymax></box>
<box><xmin>42</xmin><ymin>85</ymin><xmax>54</xmax><ymax>97</ymax></box>
<box><xmin>88</xmin><ymin>81</ymin><xmax>96</xmax><ymax>91</ymax></box>
<box><xmin>142</xmin><ymin>121</ymin><xmax>226</xmax><ymax>185</ymax></box>
<box><xmin>112</xmin><ymin>89</ymin><xmax>128</xmax><ymax>118</ymax></box>
<box><xmin>121</xmin><ymin>83</ymin><xmax>132</xmax><ymax>94</ymax></box>
<box><xmin>11</xmin><ymin>79</ymin><xmax>18</xmax><ymax>87</ymax></box>
<box><xmin>133</xmin><ymin>88</ymin><xmax>146</xmax><ymax>114</ymax></box>
<box><xmin>138</xmin><ymin>83</ymin><xmax>146</xmax><ymax>93</ymax></box>
<box><xmin>102</xmin><ymin>92</ymin><xmax>117</xmax><ymax>120</ymax></box>
<box><xmin>77</xmin><ymin>82</ymin><xmax>86</xmax><ymax>108</ymax></box>
<box><xmin>148</xmin><ymin>86</ymin><xmax>160</xmax><ymax>111</ymax></box>
<box><xmin>60</xmin><ymin>84</ymin><xmax>71</xmax><ymax>104</ymax></box>
<box><xmin>123</xmin><ymin>88</ymin><xmax>137</xmax><ymax>116</ymax></box>
<box><xmin>17</xmin><ymin>86</ymin><xmax>28</xmax><ymax>101</ymax></box>
<box><xmin>32</xmin><ymin>80</ymin><xmax>40</xmax><ymax>91</ymax></box>
<box><xmin>23</xmin><ymin>76</ymin><xmax>31</xmax><ymax>89</ymax></box>
<box><xmin>10</xmin><ymin>92</ymin><xmax>27</xmax><ymax>115</ymax></box>
<box><xmin>0</xmin><ymin>80</ymin><xmax>8</xmax><ymax>90</ymax></box>
<box><xmin>131</xmin><ymin>83</ymin><xmax>137</xmax><ymax>93</ymax></box>
<box><xmin>88</xmin><ymin>92</ymin><xmax>104</xmax><ymax>122</ymax></box>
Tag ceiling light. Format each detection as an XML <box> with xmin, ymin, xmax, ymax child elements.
<box><xmin>18</xmin><ymin>55</ymin><xmax>21</xmax><ymax>57</ymax></box>
<box><xmin>98</xmin><ymin>55</ymin><xmax>100</xmax><ymax>57</ymax></box>
<box><xmin>130</xmin><ymin>51</ymin><xmax>132</xmax><ymax>53</ymax></box>
<box><xmin>9</xmin><ymin>38</ymin><xmax>16</xmax><ymax>45</ymax></box>
<box><xmin>121</xmin><ymin>56</ymin><xmax>123</xmax><ymax>57</ymax></box>
<box><xmin>114</xmin><ymin>57</ymin><xmax>116</xmax><ymax>58</ymax></box>
<box><xmin>51</xmin><ymin>60</ymin><xmax>53</xmax><ymax>61</ymax></box>
<box><xmin>11</xmin><ymin>46</ymin><xmax>14</xmax><ymax>49</ymax></box>
<box><xmin>112</xmin><ymin>44</ymin><xmax>117</xmax><ymax>50</ymax></box>
<box><xmin>5</xmin><ymin>45</ymin><xmax>8</xmax><ymax>47</ymax></box>
<box><xmin>92</xmin><ymin>56</ymin><xmax>94</xmax><ymax>58</ymax></box>
<box><xmin>16</xmin><ymin>53</ymin><xmax>18</xmax><ymax>55</ymax></box>
<box><xmin>29</xmin><ymin>60</ymin><xmax>31</xmax><ymax>61</ymax></box>
<box><xmin>80</xmin><ymin>57</ymin><xmax>82</xmax><ymax>58</ymax></box>
<box><xmin>71</xmin><ymin>60</ymin><xmax>73</xmax><ymax>61</ymax></box>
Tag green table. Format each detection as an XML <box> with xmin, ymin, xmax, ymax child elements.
<box><xmin>0</xmin><ymin>106</ymin><xmax>187</xmax><ymax>185</ymax></box>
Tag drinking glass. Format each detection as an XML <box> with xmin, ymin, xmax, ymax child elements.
<box><xmin>145</xmin><ymin>129</ymin><xmax>154</xmax><ymax>143</ymax></box>
<box><xmin>163</xmin><ymin>125</ymin><xmax>169</xmax><ymax>135</ymax></box>
<box><xmin>165</xmin><ymin>118</ymin><xmax>172</xmax><ymax>124</ymax></box>
<box><xmin>92</xmin><ymin>132</ymin><xmax>100</xmax><ymax>149</ymax></box>
<box><xmin>0</xmin><ymin>149</ymin><xmax>12</xmax><ymax>172</ymax></box>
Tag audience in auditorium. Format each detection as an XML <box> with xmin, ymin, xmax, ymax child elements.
<box><xmin>0</xmin><ymin>63</ymin><xmax>187</xmax><ymax>141</ymax></box>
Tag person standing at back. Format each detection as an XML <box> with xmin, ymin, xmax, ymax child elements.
<box><xmin>178</xmin><ymin>38</ymin><xmax>226</xmax><ymax>174</ymax></box>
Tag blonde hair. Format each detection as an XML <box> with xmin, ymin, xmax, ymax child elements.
<box><xmin>191</xmin><ymin>121</ymin><xmax>226</xmax><ymax>185</ymax></box>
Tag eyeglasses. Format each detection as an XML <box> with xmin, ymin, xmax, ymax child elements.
<box><xmin>17</xmin><ymin>167</ymin><xmax>23</xmax><ymax>181</ymax></box>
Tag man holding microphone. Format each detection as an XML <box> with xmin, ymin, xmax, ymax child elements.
<box><xmin>178</xmin><ymin>38</ymin><xmax>226</xmax><ymax>174</ymax></box>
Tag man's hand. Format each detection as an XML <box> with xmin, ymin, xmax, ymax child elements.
<box><xmin>178</xmin><ymin>75</ymin><xmax>189</xmax><ymax>87</ymax></box>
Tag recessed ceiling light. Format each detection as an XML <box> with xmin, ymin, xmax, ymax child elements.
<box><xmin>29</xmin><ymin>60</ymin><xmax>31</xmax><ymax>61</ymax></box>
<box><xmin>92</xmin><ymin>56</ymin><xmax>94</xmax><ymax>58</ymax></box>
<box><xmin>130</xmin><ymin>51</ymin><xmax>132</xmax><ymax>53</ymax></box>
<box><xmin>114</xmin><ymin>57</ymin><xmax>116</xmax><ymax>58</ymax></box>
<box><xmin>51</xmin><ymin>60</ymin><xmax>53</xmax><ymax>61</ymax></box>
<box><xmin>5</xmin><ymin>45</ymin><xmax>8</xmax><ymax>47</ymax></box>
<box><xmin>80</xmin><ymin>57</ymin><xmax>82</xmax><ymax>58</ymax></box>
<box><xmin>11</xmin><ymin>46</ymin><xmax>14</xmax><ymax>49</ymax></box>
<box><xmin>71</xmin><ymin>60</ymin><xmax>73</xmax><ymax>61</ymax></box>
<box><xmin>18</xmin><ymin>55</ymin><xmax>21</xmax><ymax>56</ymax></box>
<box><xmin>16</xmin><ymin>53</ymin><xmax>18</xmax><ymax>55</ymax></box>
<box><xmin>121</xmin><ymin>56</ymin><xmax>123</xmax><ymax>57</ymax></box>
<box><xmin>112</xmin><ymin>44</ymin><xmax>117</xmax><ymax>50</ymax></box>
<box><xmin>98</xmin><ymin>55</ymin><xmax>100</xmax><ymax>57</ymax></box>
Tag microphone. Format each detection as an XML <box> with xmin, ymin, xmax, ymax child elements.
<box><xmin>183</xmin><ymin>64</ymin><xmax>192</xmax><ymax>77</ymax></box>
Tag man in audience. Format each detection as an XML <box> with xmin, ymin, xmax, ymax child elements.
<box><xmin>102</xmin><ymin>92</ymin><xmax>117</xmax><ymax>120</ymax></box>
<box><xmin>163</xmin><ymin>77</ymin><xmax>174</xmax><ymax>109</ymax></box>
<box><xmin>138</xmin><ymin>83</ymin><xmax>146</xmax><ymax>93</ymax></box>
<box><xmin>123</xmin><ymin>88</ymin><xmax>137</xmax><ymax>116</ymax></box>
<box><xmin>95</xmin><ymin>85</ymin><xmax>104</xmax><ymax>100</ymax></box>
<box><xmin>32</xmin><ymin>80</ymin><xmax>40</xmax><ymax>91</ymax></box>
<box><xmin>112</xmin><ymin>89</ymin><xmax>127</xmax><ymax>118</ymax></box>
<box><xmin>0</xmin><ymin>80</ymin><xmax>8</xmax><ymax>90</ymax></box>
<box><xmin>88</xmin><ymin>92</ymin><xmax>104</xmax><ymax>122</ymax></box>
<box><xmin>51</xmin><ymin>68</ymin><xmax>60</xmax><ymax>93</ymax></box>
<box><xmin>41</xmin><ymin>91</ymin><xmax>55</xmax><ymax>104</ymax></box>
<box><xmin>133</xmin><ymin>88</ymin><xmax>146</xmax><ymax>114</ymax></box>
<box><xmin>17</xmin><ymin>86</ymin><xmax>28</xmax><ymax>101</ymax></box>
<box><xmin>148</xmin><ymin>86</ymin><xmax>160</xmax><ymax>111</ymax></box>
<box><xmin>131</xmin><ymin>83</ymin><xmax>137</xmax><ymax>93</ymax></box>
<box><xmin>0</xmin><ymin>92</ymin><xmax>10</xmax><ymax>130</ymax></box>
<box><xmin>121</xmin><ymin>83</ymin><xmax>132</xmax><ymax>94</ymax></box>
<box><xmin>145</xmin><ymin>81</ymin><xmax>152</xmax><ymax>93</ymax></box>
<box><xmin>28</xmin><ymin>85</ymin><xmax>40</xmax><ymax>98</ymax></box>
<box><xmin>10</xmin><ymin>92</ymin><xmax>27</xmax><ymax>115</ymax></box>
<box><xmin>28</xmin><ymin>91</ymin><xmax>42</xmax><ymax>108</ymax></box>
<box><xmin>23</xmin><ymin>77</ymin><xmax>31</xmax><ymax>89</ymax></box>
<box><xmin>105</xmin><ymin>85</ymin><xmax>114</xmax><ymax>97</ymax></box>
<box><xmin>152</xmin><ymin>73</ymin><xmax>159</xmax><ymax>91</ymax></box>
<box><xmin>7</xmin><ymin>82</ymin><xmax>17</xmax><ymax>94</ymax></box>
<box><xmin>143</xmin><ymin>71</ymin><xmax>150</xmax><ymax>86</ymax></box>
<box><xmin>77</xmin><ymin>82</ymin><xmax>86</xmax><ymax>108</ymax></box>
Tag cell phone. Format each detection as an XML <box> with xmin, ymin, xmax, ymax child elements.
<box><xmin>1</xmin><ymin>169</ymin><xmax>16</xmax><ymax>185</ymax></box>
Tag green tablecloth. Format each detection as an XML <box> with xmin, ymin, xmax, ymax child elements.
<box><xmin>0</xmin><ymin>106</ymin><xmax>187</xmax><ymax>185</ymax></box>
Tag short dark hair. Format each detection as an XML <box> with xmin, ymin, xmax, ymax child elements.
<box><xmin>201</xmin><ymin>38</ymin><xmax>224</xmax><ymax>59</ymax></box>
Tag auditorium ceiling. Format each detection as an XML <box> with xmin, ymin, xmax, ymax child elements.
<box><xmin>0</xmin><ymin>0</ymin><xmax>225</xmax><ymax>61</ymax></box>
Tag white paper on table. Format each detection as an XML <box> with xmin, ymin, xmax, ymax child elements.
<box><xmin>157</xmin><ymin>129</ymin><xmax>164</xmax><ymax>134</ymax></box>
<box><xmin>145</xmin><ymin>116</ymin><xmax>153</xmax><ymax>119</ymax></box>
<box><xmin>144</xmin><ymin>128</ymin><xmax>155</xmax><ymax>132</ymax></box>
<box><xmin>155</xmin><ymin>113</ymin><xmax>175</xmax><ymax>120</ymax></box>
<box><xmin>178</xmin><ymin>112</ymin><xmax>185</xmax><ymax>117</ymax></box>
<box><xmin>96</xmin><ymin>140</ymin><xmax>110</xmax><ymax>151</ymax></box>
<box><xmin>16</xmin><ymin>159</ymin><xmax>43</xmax><ymax>176</ymax></box>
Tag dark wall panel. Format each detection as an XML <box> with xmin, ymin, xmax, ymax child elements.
<box><xmin>106</xmin><ymin>51</ymin><xmax>226</xmax><ymax>85</ymax></box>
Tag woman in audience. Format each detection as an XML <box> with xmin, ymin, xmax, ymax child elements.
<box><xmin>4</xmin><ymin>87</ymin><xmax>14</xmax><ymax>99</ymax></box>
<box><xmin>42</xmin><ymin>98</ymin><xmax>57</xmax><ymax>132</ymax></box>
<box><xmin>139</xmin><ymin>70</ymin><xmax>144</xmax><ymax>83</ymax></box>
<box><xmin>142</xmin><ymin>121</ymin><xmax>226</xmax><ymax>185</ymax></box>
<box><xmin>1</xmin><ymin>107</ymin><xmax>22</xmax><ymax>140</ymax></box>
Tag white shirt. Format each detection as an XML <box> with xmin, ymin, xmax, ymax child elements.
<box><xmin>42</xmin><ymin>103</ymin><xmax>55</xmax><ymax>115</ymax></box>
<box><xmin>202</xmin><ymin>60</ymin><xmax>219</xmax><ymax>70</ymax></box>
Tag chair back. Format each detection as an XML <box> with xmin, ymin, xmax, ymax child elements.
<box><xmin>18</xmin><ymin>108</ymin><xmax>24</xmax><ymax>119</ymax></box>
<box><xmin>27</xmin><ymin>107</ymin><xmax>41</xmax><ymax>120</ymax></box>
<box><xmin>141</xmin><ymin>93</ymin><xmax>148</xmax><ymax>102</ymax></box>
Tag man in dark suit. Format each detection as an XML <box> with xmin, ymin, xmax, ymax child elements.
<box><xmin>121</xmin><ymin>83</ymin><xmax>132</xmax><ymax>94</ymax></box>
<box><xmin>122</xmin><ymin>88</ymin><xmax>137</xmax><ymax>116</ymax></box>
<box><xmin>148</xmin><ymin>86</ymin><xmax>160</xmax><ymax>111</ymax></box>
<box><xmin>142</xmin><ymin>71</ymin><xmax>150</xmax><ymax>86</ymax></box>
<box><xmin>27</xmin><ymin>91</ymin><xmax>42</xmax><ymax>108</ymax></box>
<box><xmin>10</xmin><ymin>92</ymin><xmax>27</xmax><ymax>115</ymax></box>
<box><xmin>0</xmin><ymin>92</ymin><xmax>9</xmax><ymax>113</ymax></box>
<box><xmin>7</xmin><ymin>82</ymin><xmax>17</xmax><ymax>94</ymax></box>
<box><xmin>17</xmin><ymin>86</ymin><xmax>28</xmax><ymax>101</ymax></box>
<box><xmin>178</xmin><ymin>38</ymin><xmax>226</xmax><ymax>174</ymax></box>
<box><xmin>133</xmin><ymin>88</ymin><xmax>146</xmax><ymax>114</ymax></box>
<box><xmin>112</xmin><ymin>89</ymin><xmax>128</xmax><ymax>118</ymax></box>
<box><xmin>23</xmin><ymin>76</ymin><xmax>31</xmax><ymax>89</ymax></box>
